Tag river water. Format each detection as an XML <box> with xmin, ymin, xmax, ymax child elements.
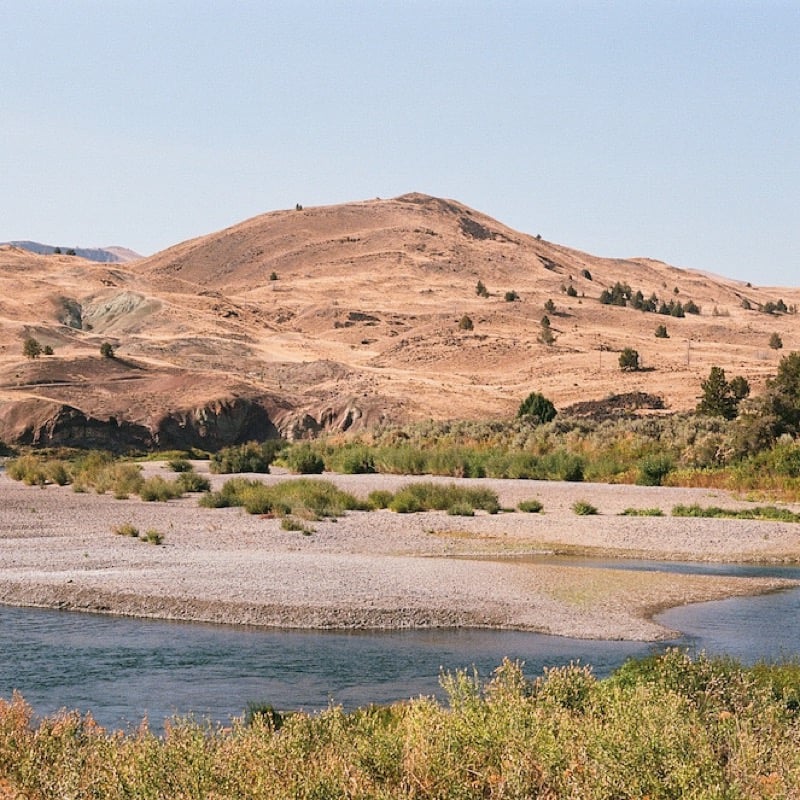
<box><xmin>2</xmin><ymin>559</ymin><xmax>799</xmax><ymax>731</ymax></box>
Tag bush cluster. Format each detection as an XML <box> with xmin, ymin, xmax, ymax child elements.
<box><xmin>4</xmin><ymin>652</ymin><xmax>800</xmax><ymax>798</ymax></box>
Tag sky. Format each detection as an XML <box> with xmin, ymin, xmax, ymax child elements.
<box><xmin>2</xmin><ymin>1</ymin><xmax>798</xmax><ymax>286</ymax></box>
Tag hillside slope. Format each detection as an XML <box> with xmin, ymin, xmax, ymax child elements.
<box><xmin>0</xmin><ymin>194</ymin><xmax>797</xmax><ymax>448</ymax></box>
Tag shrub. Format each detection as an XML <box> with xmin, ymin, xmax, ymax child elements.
<box><xmin>518</xmin><ymin>499</ymin><xmax>543</xmax><ymax>513</ymax></box>
<box><xmin>618</xmin><ymin>348</ymin><xmax>640</xmax><ymax>372</ymax></box>
<box><xmin>566</xmin><ymin>284</ymin><xmax>578</xmax><ymax>297</ymax></box>
<box><xmin>620</xmin><ymin>507</ymin><xmax>664</xmax><ymax>516</ymax></box>
<box><xmin>581</xmin><ymin>268</ymin><xmax>592</xmax><ymax>280</ymax></box>
<box><xmin>139</xmin><ymin>476</ymin><xmax>184</xmax><ymax>502</ymax></box>
<box><xmin>42</xmin><ymin>344</ymin><xmax>54</xmax><ymax>355</ymax></box>
<box><xmin>544</xmin><ymin>298</ymin><xmax>556</xmax><ymax>313</ymax></box>
<box><xmin>176</xmin><ymin>471</ymin><xmax>211</xmax><ymax>493</ymax></box>
<box><xmin>572</xmin><ymin>500</ymin><xmax>598</xmax><ymax>515</ymax></box>
<box><xmin>388</xmin><ymin>482</ymin><xmax>500</xmax><ymax>515</ymax></box>
<box><xmin>636</xmin><ymin>454</ymin><xmax>673</xmax><ymax>486</ymax></box>
<box><xmin>99</xmin><ymin>341</ymin><xmax>115</xmax><ymax>358</ymax></box>
<box><xmin>769</xmin><ymin>332</ymin><xmax>784</xmax><ymax>350</ymax></box>
<box><xmin>283</xmin><ymin>444</ymin><xmax>325</xmax><ymax>474</ymax></box>
<box><xmin>168</xmin><ymin>458</ymin><xmax>193</xmax><ymax>473</ymax></box>
<box><xmin>210</xmin><ymin>441</ymin><xmax>284</xmax><ymax>474</ymax></box>
<box><xmin>143</xmin><ymin>528</ymin><xmax>164</xmax><ymax>545</ymax></box>
<box><xmin>475</xmin><ymin>280</ymin><xmax>488</xmax><ymax>297</ymax></box>
<box><xmin>446</xmin><ymin>502</ymin><xmax>475</xmax><ymax>517</ymax></box>
<box><xmin>7</xmin><ymin>454</ymin><xmax>49</xmax><ymax>486</ymax></box>
<box><xmin>113</xmin><ymin>522</ymin><xmax>139</xmax><ymax>537</ymax></box>
<box><xmin>269</xmin><ymin>271</ymin><xmax>278</xmax><ymax>281</ymax></box>
<box><xmin>280</xmin><ymin>516</ymin><xmax>314</xmax><ymax>534</ymax></box>
<box><xmin>697</xmin><ymin>366</ymin><xmax>749</xmax><ymax>420</ymax></box>
<box><xmin>202</xmin><ymin>478</ymin><xmax>363</xmax><ymax>520</ymax></box>
<box><xmin>654</xmin><ymin>324</ymin><xmax>669</xmax><ymax>338</ymax></box>
<box><xmin>504</xmin><ymin>290</ymin><xmax>519</xmax><ymax>302</ymax></box>
<box><xmin>367</xmin><ymin>489</ymin><xmax>394</xmax><ymax>509</ymax></box>
<box><xmin>517</xmin><ymin>392</ymin><xmax>557</xmax><ymax>424</ymax></box>
<box><xmin>458</xmin><ymin>314</ymin><xmax>473</xmax><ymax>331</ymax></box>
<box><xmin>22</xmin><ymin>336</ymin><xmax>42</xmax><ymax>359</ymax></box>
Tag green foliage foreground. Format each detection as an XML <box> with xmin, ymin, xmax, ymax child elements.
<box><xmin>2</xmin><ymin>651</ymin><xmax>800</xmax><ymax>799</ymax></box>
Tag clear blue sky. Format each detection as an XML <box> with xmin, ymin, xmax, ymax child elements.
<box><xmin>2</xmin><ymin>1</ymin><xmax>798</xmax><ymax>286</ymax></box>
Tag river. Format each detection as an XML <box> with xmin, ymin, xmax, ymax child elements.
<box><xmin>2</xmin><ymin>559</ymin><xmax>799</xmax><ymax>732</ymax></box>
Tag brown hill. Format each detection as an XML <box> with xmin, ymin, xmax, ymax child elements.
<box><xmin>0</xmin><ymin>194</ymin><xmax>797</xmax><ymax>449</ymax></box>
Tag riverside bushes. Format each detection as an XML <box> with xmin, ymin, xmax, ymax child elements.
<box><xmin>3</xmin><ymin>652</ymin><xmax>800</xmax><ymax>799</ymax></box>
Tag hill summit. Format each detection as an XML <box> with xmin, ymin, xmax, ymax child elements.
<box><xmin>0</xmin><ymin>193</ymin><xmax>797</xmax><ymax>449</ymax></box>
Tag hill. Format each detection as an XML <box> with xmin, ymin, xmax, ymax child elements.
<box><xmin>4</xmin><ymin>241</ymin><xmax>141</xmax><ymax>263</ymax></box>
<box><xmin>0</xmin><ymin>194</ymin><xmax>797</xmax><ymax>449</ymax></box>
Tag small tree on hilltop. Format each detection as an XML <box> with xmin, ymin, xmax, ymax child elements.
<box><xmin>23</xmin><ymin>337</ymin><xmax>42</xmax><ymax>359</ymax></box>
<box><xmin>517</xmin><ymin>391</ymin><xmax>557</xmax><ymax>424</ymax></box>
<box><xmin>618</xmin><ymin>348</ymin><xmax>640</xmax><ymax>372</ymax></box>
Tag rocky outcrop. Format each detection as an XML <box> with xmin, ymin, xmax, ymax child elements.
<box><xmin>154</xmin><ymin>398</ymin><xmax>281</xmax><ymax>450</ymax></box>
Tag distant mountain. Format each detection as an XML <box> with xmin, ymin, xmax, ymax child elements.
<box><xmin>5</xmin><ymin>241</ymin><xmax>141</xmax><ymax>263</ymax></box>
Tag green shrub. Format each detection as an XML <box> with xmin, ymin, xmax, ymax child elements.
<box><xmin>325</xmin><ymin>444</ymin><xmax>376</xmax><ymax>474</ymax></box>
<box><xmin>283</xmin><ymin>444</ymin><xmax>325</xmax><ymax>474</ymax></box>
<box><xmin>388</xmin><ymin>482</ymin><xmax>500</xmax><ymax>514</ymax></box>
<box><xmin>572</xmin><ymin>499</ymin><xmax>598</xmax><ymax>515</ymax></box>
<box><xmin>671</xmin><ymin>504</ymin><xmax>800</xmax><ymax>522</ymax></box>
<box><xmin>636</xmin><ymin>454</ymin><xmax>673</xmax><ymax>486</ymax></box>
<box><xmin>620</xmin><ymin>507</ymin><xmax>664</xmax><ymax>516</ymax></box>
<box><xmin>280</xmin><ymin>516</ymin><xmax>314</xmax><ymax>534</ymax></box>
<box><xmin>113</xmin><ymin>522</ymin><xmax>139</xmax><ymax>537</ymax></box>
<box><xmin>175</xmin><ymin>471</ymin><xmax>211</xmax><ymax>493</ymax></box>
<box><xmin>367</xmin><ymin>489</ymin><xmax>394</xmax><ymax>509</ymax></box>
<box><xmin>168</xmin><ymin>458</ymin><xmax>193</xmax><ymax>473</ymax></box>
<box><xmin>139</xmin><ymin>476</ymin><xmax>184</xmax><ymax>502</ymax></box>
<box><xmin>143</xmin><ymin>528</ymin><xmax>164</xmax><ymax>545</ymax></box>
<box><xmin>447</xmin><ymin>502</ymin><xmax>475</xmax><ymax>517</ymax></box>
<box><xmin>210</xmin><ymin>441</ymin><xmax>284</xmax><ymax>474</ymax></box>
<box><xmin>7</xmin><ymin>454</ymin><xmax>49</xmax><ymax>486</ymax></box>
<box><xmin>504</xmin><ymin>290</ymin><xmax>519</xmax><ymax>302</ymax></box>
<box><xmin>518</xmin><ymin>499</ymin><xmax>543</xmax><ymax>513</ymax></box>
<box><xmin>618</xmin><ymin>347</ymin><xmax>641</xmax><ymax>371</ymax></box>
<box><xmin>94</xmin><ymin>463</ymin><xmax>144</xmax><ymax>499</ymax></box>
<box><xmin>202</xmin><ymin>478</ymin><xmax>364</xmax><ymax>520</ymax></box>
<box><xmin>458</xmin><ymin>314</ymin><xmax>473</xmax><ymax>331</ymax></box>
<box><xmin>517</xmin><ymin>392</ymin><xmax>557</xmax><ymax>424</ymax></box>
<box><xmin>654</xmin><ymin>324</ymin><xmax>669</xmax><ymax>338</ymax></box>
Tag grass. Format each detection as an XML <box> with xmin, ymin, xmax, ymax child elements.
<box><xmin>572</xmin><ymin>499</ymin><xmax>598</xmax><ymax>515</ymax></box>
<box><xmin>3</xmin><ymin>651</ymin><xmax>800</xmax><ymax>798</ymax></box>
<box><xmin>112</xmin><ymin>522</ymin><xmax>139</xmax><ymax>537</ymax></box>
<box><xmin>518</xmin><ymin>498</ymin><xmax>544</xmax><ymax>513</ymax></box>
<box><xmin>387</xmin><ymin>482</ymin><xmax>500</xmax><ymax>515</ymax></box>
<box><xmin>671</xmin><ymin>503</ymin><xmax>800</xmax><ymax>522</ymax></box>
<box><xmin>620</xmin><ymin>507</ymin><xmax>665</xmax><ymax>516</ymax></box>
<box><xmin>200</xmin><ymin>478</ymin><xmax>365</xmax><ymax>520</ymax></box>
<box><xmin>280</xmin><ymin>516</ymin><xmax>315</xmax><ymax>534</ymax></box>
<box><xmin>138</xmin><ymin>476</ymin><xmax>184</xmax><ymax>502</ymax></box>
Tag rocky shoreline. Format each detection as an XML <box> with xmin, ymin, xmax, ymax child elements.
<box><xmin>1</xmin><ymin>465</ymin><xmax>799</xmax><ymax>641</ymax></box>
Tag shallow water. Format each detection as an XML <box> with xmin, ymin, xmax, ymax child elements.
<box><xmin>2</xmin><ymin>557</ymin><xmax>800</xmax><ymax>731</ymax></box>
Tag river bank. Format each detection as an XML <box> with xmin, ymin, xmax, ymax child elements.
<box><xmin>1</xmin><ymin>465</ymin><xmax>799</xmax><ymax>641</ymax></box>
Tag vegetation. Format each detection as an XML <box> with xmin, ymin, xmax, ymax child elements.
<box><xmin>620</xmin><ymin>507</ymin><xmax>664</xmax><ymax>516</ymax></box>
<box><xmin>200</xmin><ymin>477</ymin><xmax>365</xmax><ymax>520</ymax></box>
<box><xmin>696</xmin><ymin>366</ymin><xmax>750</xmax><ymax>420</ymax></box>
<box><xmin>99</xmin><ymin>341</ymin><xmax>115</xmax><ymax>358</ymax></box>
<box><xmin>386</xmin><ymin>482</ymin><xmax>500</xmax><ymax>514</ymax></box>
<box><xmin>572</xmin><ymin>499</ymin><xmax>598</xmax><ymax>515</ymax></box>
<box><xmin>138</xmin><ymin>475</ymin><xmax>184</xmax><ymax>502</ymax></box>
<box><xmin>475</xmin><ymin>279</ymin><xmax>488</xmax><ymax>297</ymax></box>
<box><xmin>671</xmin><ymin>503</ymin><xmax>800</xmax><ymax>523</ymax></box>
<box><xmin>210</xmin><ymin>441</ymin><xmax>284</xmax><ymax>474</ymax></box>
<box><xmin>770</xmin><ymin>331</ymin><xmax>784</xmax><ymax>350</ymax></box>
<box><xmin>538</xmin><ymin>315</ymin><xmax>556</xmax><ymax>345</ymax></box>
<box><xmin>22</xmin><ymin>336</ymin><xmax>42</xmax><ymax>359</ymax></box>
<box><xmin>458</xmin><ymin>313</ymin><xmax>473</xmax><ymax>331</ymax></box>
<box><xmin>504</xmin><ymin>290</ymin><xmax>519</xmax><ymax>302</ymax></box>
<box><xmin>516</xmin><ymin>391</ymin><xmax>556</xmax><ymax>424</ymax></box>
<box><xmin>654</xmin><ymin>323</ymin><xmax>669</xmax><ymax>338</ymax></box>
<box><xmin>282</xmin><ymin>443</ymin><xmax>325</xmax><ymax>474</ymax></box>
<box><xmin>112</xmin><ymin>522</ymin><xmax>139</xmax><ymax>537</ymax></box>
<box><xmin>618</xmin><ymin>347</ymin><xmax>640</xmax><ymax>372</ymax></box>
<box><xmin>5</xmin><ymin>651</ymin><xmax>798</xmax><ymax>798</ymax></box>
<box><xmin>518</xmin><ymin>498</ymin><xmax>543</xmax><ymax>513</ymax></box>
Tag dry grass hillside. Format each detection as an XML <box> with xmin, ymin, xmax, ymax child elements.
<box><xmin>0</xmin><ymin>192</ymin><xmax>798</xmax><ymax>448</ymax></box>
